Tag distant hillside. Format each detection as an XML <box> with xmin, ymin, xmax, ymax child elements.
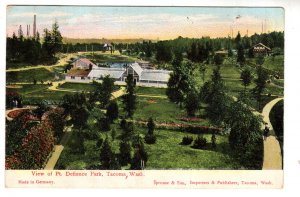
<box><xmin>63</xmin><ymin>37</ymin><xmax>155</xmax><ymax>44</ymax></box>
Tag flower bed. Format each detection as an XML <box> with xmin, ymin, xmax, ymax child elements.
<box><xmin>7</xmin><ymin>109</ymin><xmax>30</xmax><ymax>119</ymax></box>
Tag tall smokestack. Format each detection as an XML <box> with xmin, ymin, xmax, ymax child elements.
<box><xmin>33</xmin><ymin>14</ymin><xmax>36</xmax><ymax>38</ymax></box>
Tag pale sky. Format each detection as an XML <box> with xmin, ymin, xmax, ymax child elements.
<box><xmin>6</xmin><ymin>6</ymin><xmax>284</xmax><ymax>40</ymax></box>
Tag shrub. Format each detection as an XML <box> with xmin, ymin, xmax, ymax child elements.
<box><xmin>181</xmin><ymin>136</ymin><xmax>193</xmax><ymax>145</ymax></box>
<box><xmin>144</xmin><ymin>134</ymin><xmax>157</xmax><ymax>144</ymax></box>
<box><xmin>192</xmin><ymin>135</ymin><xmax>207</xmax><ymax>149</ymax></box>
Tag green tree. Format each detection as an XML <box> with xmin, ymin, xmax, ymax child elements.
<box><xmin>122</xmin><ymin>74</ymin><xmax>137</xmax><ymax>118</ymax></box>
<box><xmin>47</xmin><ymin>110</ymin><xmax>66</xmax><ymax>141</ymax></box>
<box><xmin>235</xmin><ymin>31</ymin><xmax>241</xmax><ymax>45</ymax></box>
<box><xmin>237</xmin><ymin>45</ymin><xmax>245</xmax><ymax>65</ymax></box>
<box><xmin>240</xmin><ymin>66</ymin><xmax>253</xmax><ymax>90</ymax></box>
<box><xmin>99</xmin><ymin>75</ymin><xmax>115</xmax><ymax>108</ymax></box>
<box><xmin>100</xmin><ymin>137</ymin><xmax>113</xmax><ymax>169</ymax></box>
<box><xmin>166</xmin><ymin>60</ymin><xmax>194</xmax><ymax>106</ymax></box>
<box><xmin>155</xmin><ymin>41</ymin><xmax>172</xmax><ymax>62</ymax></box>
<box><xmin>130</xmin><ymin>141</ymin><xmax>148</xmax><ymax>170</ymax></box>
<box><xmin>252</xmin><ymin>66</ymin><xmax>268</xmax><ymax>110</ymax></box>
<box><xmin>106</xmin><ymin>101</ymin><xmax>119</xmax><ymax>123</ymax></box>
<box><xmin>51</xmin><ymin>21</ymin><xmax>63</xmax><ymax>54</ymax></box>
<box><xmin>119</xmin><ymin>140</ymin><xmax>132</xmax><ymax>166</ymax></box>
<box><xmin>225</xmin><ymin>100</ymin><xmax>263</xmax><ymax>169</ymax></box>
<box><xmin>147</xmin><ymin>117</ymin><xmax>155</xmax><ymax>135</ymax></box>
<box><xmin>184</xmin><ymin>89</ymin><xmax>200</xmax><ymax>117</ymax></box>
<box><xmin>200</xmin><ymin>67</ymin><xmax>228</xmax><ymax>125</ymax></box>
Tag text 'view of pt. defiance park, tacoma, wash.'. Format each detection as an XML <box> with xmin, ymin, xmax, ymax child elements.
<box><xmin>6</xmin><ymin>6</ymin><xmax>284</xmax><ymax>171</ymax></box>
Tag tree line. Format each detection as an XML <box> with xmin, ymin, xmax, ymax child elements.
<box><xmin>6</xmin><ymin>21</ymin><xmax>63</xmax><ymax>65</ymax></box>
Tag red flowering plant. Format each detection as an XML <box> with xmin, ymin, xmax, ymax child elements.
<box><xmin>5</xmin><ymin>122</ymin><xmax>55</xmax><ymax>169</ymax></box>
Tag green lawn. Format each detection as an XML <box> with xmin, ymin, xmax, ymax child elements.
<box><xmin>262</xmin><ymin>55</ymin><xmax>284</xmax><ymax>75</ymax></box>
<box><xmin>85</xmin><ymin>53</ymin><xmax>138</xmax><ymax>64</ymax></box>
<box><xmin>58</xmin><ymin>82</ymin><xmax>97</xmax><ymax>92</ymax></box>
<box><xmin>6</xmin><ymin>84</ymin><xmax>49</xmax><ymax>95</ymax></box>
<box><xmin>6</xmin><ymin>68</ymin><xmax>55</xmax><ymax>83</ymax></box>
<box><xmin>136</xmin><ymin>86</ymin><xmax>166</xmax><ymax>95</ymax></box>
<box><xmin>55</xmin><ymin>125</ymin><xmax>241</xmax><ymax>170</ymax></box>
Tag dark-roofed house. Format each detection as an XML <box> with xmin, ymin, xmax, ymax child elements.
<box><xmin>252</xmin><ymin>43</ymin><xmax>271</xmax><ymax>56</ymax></box>
<box><xmin>73</xmin><ymin>58</ymin><xmax>97</xmax><ymax>70</ymax></box>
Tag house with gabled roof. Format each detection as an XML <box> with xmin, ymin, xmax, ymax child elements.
<box><xmin>251</xmin><ymin>43</ymin><xmax>271</xmax><ymax>56</ymax></box>
<box><xmin>73</xmin><ymin>58</ymin><xmax>97</xmax><ymax>70</ymax></box>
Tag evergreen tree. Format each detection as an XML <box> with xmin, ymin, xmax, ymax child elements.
<box><xmin>184</xmin><ymin>89</ymin><xmax>200</xmax><ymax>117</ymax></box>
<box><xmin>99</xmin><ymin>75</ymin><xmax>115</xmax><ymax>108</ymax></box>
<box><xmin>237</xmin><ymin>45</ymin><xmax>245</xmax><ymax>65</ymax></box>
<box><xmin>106</xmin><ymin>100</ymin><xmax>119</xmax><ymax>123</ymax></box>
<box><xmin>130</xmin><ymin>141</ymin><xmax>148</xmax><ymax>170</ymax></box>
<box><xmin>100</xmin><ymin>137</ymin><xmax>113</xmax><ymax>169</ymax></box>
<box><xmin>240</xmin><ymin>66</ymin><xmax>253</xmax><ymax>90</ymax></box>
<box><xmin>119</xmin><ymin>140</ymin><xmax>132</xmax><ymax>166</ymax></box>
<box><xmin>122</xmin><ymin>74</ymin><xmax>137</xmax><ymax>118</ymax></box>
<box><xmin>252</xmin><ymin>66</ymin><xmax>268</xmax><ymax>110</ymax></box>
<box><xmin>147</xmin><ymin>117</ymin><xmax>155</xmax><ymax>135</ymax></box>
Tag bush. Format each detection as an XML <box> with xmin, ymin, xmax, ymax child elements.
<box><xmin>181</xmin><ymin>136</ymin><xmax>193</xmax><ymax>145</ymax></box>
<box><xmin>144</xmin><ymin>134</ymin><xmax>157</xmax><ymax>144</ymax></box>
<box><xmin>192</xmin><ymin>135</ymin><xmax>207</xmax><ymax>149</ymax></box>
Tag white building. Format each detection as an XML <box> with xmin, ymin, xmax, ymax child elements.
<box><xmin>66</xmin><ymin>60</ymin><xmax>172</xmax><ymax>87</ymax></box>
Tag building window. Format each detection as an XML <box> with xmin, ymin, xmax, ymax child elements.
<box><xmin>71</xmin><ymin>76</ymin><xmax>75</xmax><ymax>79</ymax></box>
<box><xmin>81</xmin><ymin>76</ymin><xmax>85</xmax><ymax>80</ymax></box>
<box><xmin>87</xmin><ymin>77</ymin><xmax>91</xmax><ymax>80</ymax></box>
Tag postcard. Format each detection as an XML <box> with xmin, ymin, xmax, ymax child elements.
<box><xmin>5</xmin><ymin>5</ymin><xmax>284</xmax><ymax>188</ymax></box>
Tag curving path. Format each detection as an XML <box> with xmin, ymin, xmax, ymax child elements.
<box><xmin>261</xmin><ymin>97</ymin><xmax>283</xmax><ymax>170</ymax></box>
<box><xmin>6</xmin><ymin>53</ymin><xmax>77</xmax><ymax>72</ymax></box>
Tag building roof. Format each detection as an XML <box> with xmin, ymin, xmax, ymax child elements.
<box><xmin>253</xmin><ymin>43</ymin><xmax>271</xmax><ymax>51</ymax></box>
<box><xmin>88</xmin><ymin>67</ymin><xmax>126</xmax><ymax>79</ymax></box>
<box><xmin>140</xmin><ymin>69</ymin><xmax>172</xmax><ymax>82</ymax></box>
<box><xmin>129</xmin><ymin>62</ymin><xmax>143</xmax><ymax>76</ymax></box>
<box><xmin>74</xmin><ymin>58</ymin><xmax>97</xmax><ymax>66</ymax></box>
<box><xmin>66</xmin><ymin>68</ymin><xmax>91</xmax><ymax>77</ymax></box>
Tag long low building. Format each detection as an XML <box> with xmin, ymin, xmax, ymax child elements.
<box><xmin>65</xmin><ymin>59</ymin><xmax>172</xmax><ymax>86</ymax></box>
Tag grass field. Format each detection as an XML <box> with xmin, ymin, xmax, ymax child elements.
<box><xmin>85</xmin><ymin>52</ymin><xmax>138</xmax><ymax>64</ymax></box>
<box><xmin>58</xmin><ymin>82</ymin><xmax>97</xmax><ymax>92</ymax></box>
<box><xmin>136</xmin><ymin>86</ymin><xmax>166</xmax><ymax>95</ymax></box>
<box><xmin>55</xmin><ymin>125</ymin><xmax>241</xmax><ymax>170</ymax></box>
<box><xmin>262</xmin><ymin>55</ymin><xmax>284</xmax><ymax>75</ymax></box>
<box><xmin>6</xmin><ymin>84</ymin><xmax>72</xmax><ymax>104</ymax></box>
<box><xmin>6</xmin><ymin>68</ymin><xmax>55</xmax><ymax>83</ymax></box>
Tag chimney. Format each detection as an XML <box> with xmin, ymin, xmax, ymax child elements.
<box><xmin>33</xmin><ymin>14</ymin><xmax>36</xmax><ymax>38</ymax></box>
